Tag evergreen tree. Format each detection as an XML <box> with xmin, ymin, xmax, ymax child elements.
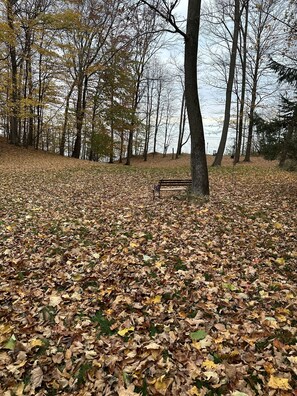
<box><xmin>256</xmin><ymin>59</ymin><xmax>297</xmax><ymax>167</ymax></box>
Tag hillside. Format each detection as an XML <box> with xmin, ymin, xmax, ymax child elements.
<box><xmin>0</xmin><ymin>139</ymin><xmax>296</xmax><ymax>395</ymax></box>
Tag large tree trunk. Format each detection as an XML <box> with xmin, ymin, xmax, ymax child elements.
<box><xmin>185</xmin><ymin>0</ymin><xmax>209</xmax><ymax>196</ymax></box>
<box><xmin>213</xmin><ymin>0</ymin><xmax>240</xmax><ymax>166</ymax></box>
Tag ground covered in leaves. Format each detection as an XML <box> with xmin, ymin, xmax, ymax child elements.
<box><xmin>0</xmin><ymin>140</ymin><xmax>296</xmax><ymax>395</ymax></box>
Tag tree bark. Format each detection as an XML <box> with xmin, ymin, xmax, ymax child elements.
<box><xmin>185</xmin><ymin>0</ymin><xmax>209</xmax><ymax>196</ymax></box>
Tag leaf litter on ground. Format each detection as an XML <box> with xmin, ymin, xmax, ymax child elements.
<box><xmin>0</xmin><ymin>140</ymin><xmax>296</xmax><ymax>395</ymax></box>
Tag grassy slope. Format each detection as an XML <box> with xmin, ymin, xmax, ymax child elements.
<box><xmin>0</xmin><ymin>138</ymin><xmax>296</xmax><ymax>395</ymax></box>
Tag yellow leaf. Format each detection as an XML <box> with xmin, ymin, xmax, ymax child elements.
<box><xmin>30</xmin><ymin>339</ymin><xmax>44</xmax><ymax>348</ymax></box>
<box><xmin>202</xmin><ymin>360</ymin><xmax>218</xmax><ymax>369</ymax></box>
<box><xmin>276</xmin><ymin>314</ymin><xmax>286</xmax><ymax>322</ymax></box>
<box><xmin>15</xmin><ymin>382</ymin><xmax>25</xmax><ymax>396</ymax></box>
<box><xmin>0</xmin><ymin>324</ymin><xmax>12</xmax><ymax>335</ymax></box>
<box><xmin>151</xmin><ymin>295</ymin><xmax>162</xmax><ymax>304</ymax></box>
<box><xmin>72</xmin><ymin>274</ymin><xmax>82</xmax><ymax>281</ymax></box>
<box><xmin>129</xmin><ymin>242</ymin><xmax>138</xmax><ymax>248</ymax></box>
<box><xmin>275</xmin><ymin>257</ymin><xmax>285</xmax><ymax>265</ymax></box>
<box><xmin>118</xmin><ymin>327</ymin><xmax>134</xmax><ymax>337</ymax></box>
<box><xmin>154</xmin><ymin>376</ymin><xmax>172</xmax><ymax>395</ymax></box>
<box><xmin>268</xmin><ymin>376</ymin><xmax>292</xmax><ymax>390</ymax></box>
<box><xmin>188</xmin><ymin>386</ymin><xmax>201</xmax><ymax>395</ymax></box>
<box><xmin>146</xmin><ymin>295</ymin><xmax>162</xmax><ymax>304</ymax></box>
<box><xmin>274</xmin><ymin>222</ymin><xmax>283</xmax><ymax>229</ymax></box>
<box><xmin>192</xmin><ymin>341</ymin><xmax>201</xmax><ymax>350</ymax></box>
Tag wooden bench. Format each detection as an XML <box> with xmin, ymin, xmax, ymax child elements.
<box><xmin>153</xmin><ymin>179</ymin><xmax>192</xmax><ymax>199</ymax></box>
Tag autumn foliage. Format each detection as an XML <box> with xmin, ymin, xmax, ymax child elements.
<box><xmin>0</xmin><ymin>139</ymin><xmax>296</xmax><ymax>395</ymax></box>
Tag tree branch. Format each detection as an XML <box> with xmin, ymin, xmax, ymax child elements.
<box><xmin>138</xmin><ymin>0</ymin><xmax>187</xmax><ymax>39</ymax></box>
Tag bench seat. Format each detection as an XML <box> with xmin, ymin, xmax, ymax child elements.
<box><xmin>153</xmin><ymin>179</ymin><xmax>192</xmax><ymax>198</ymax></box>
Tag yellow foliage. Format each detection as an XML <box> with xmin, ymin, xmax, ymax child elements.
<box><xmin>268</xmin><ymin>375</ymin><xmax>292</xmax><ymax>390</ymax></box>
<box><xmin>275</xmin><ymin>257</ymin><xmax>285</xmax><ymax>265</ymax></box>
<box><xmin>154</xmin><ymin>376</ymin><xmax>172</xmax><ymax>395</ymax></box>
<box><xmin>30</xmin><ymin>339</ymin><xmax>44</xmax><ymax>348</ymax></box>
<box><xmin>146</xmin><ymin>295</ymin><xmax>162</xmax><ymax>304</ymax></box>
<box><xmin>118</xmin><ymin>327</ymin><xmax>134</xmax><ymax>337</ymax></box>
<box><xmin>188</xmin><ymin>386</ymin><xmax>201</xmax><ymax>395</ymax></box>
<box><xmin>202</xmin><ymin>360</ymin><xmax>218</xmax><ymax>369</ymax></box>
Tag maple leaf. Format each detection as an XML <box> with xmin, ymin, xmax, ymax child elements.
<box><xmin>268</xmin><ymin>376</ymin><xmax>292</xmax><ymax>390</ymax></box>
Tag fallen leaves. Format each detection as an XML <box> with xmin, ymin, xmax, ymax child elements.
<box><xmin>30</xmin><ymin>366</ymin><xmax>43</xmax><ymax>390</ymax></box>
<box><xmin>268</xmin><ymin>375</ymin><xmax>292</xmax><ymax>390</ymax></box>
<box><xmin>0</xmin><ymin>146</ymin><xmax>296</xmax><ymax>395</ymax></box>
<box><xmin>118</xmin><ymin>327</ymin><xmax>135</xmax><ymax>337</ymax></box>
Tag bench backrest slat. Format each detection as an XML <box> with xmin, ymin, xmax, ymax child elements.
<box><xmin>159</xmin><ymin>179</ymin><xmax>191</xmax><ymax>185</ymax></box>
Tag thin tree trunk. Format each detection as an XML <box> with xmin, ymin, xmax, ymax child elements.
<box><xmin>176</xmin><ymin>91</ymin><xmax>186</xmax><ymax>158</ymax></box>
<box><xmin>143</xmin><ymin>80</ymin><xmax>153</xmax><ymax>161</ymax></box>
<box><xmin>244</xmin><ymin>56</ymin><xmax>260</xmax><ymax>162</ymax></box>
<box><xmin>153</xmin><ymin>79</ymin><xmax>162</xmax><ymax>154</ymax></box>
<box><xmin>72</xmin><ymin>75</ymin><xmax>88</xmax><ymax>159</ymax></box>
<box><xmin>234</xmin><ymin>0</ymin><xmax>249</xmax><ymax>164</ymax></box>
<box><xmin>60</xmin><ymin>82</ymin><xmax>75</xmax><ymax>156</ymax></box>
<box><xmin>7</xmin><ymin>0</ymin><xmax>19</xmax><ymax>145</ymax></box>
<box><xmin>213</xmin><ymin>0</ymin><xmax>240</xmax><ymax>166</ymax></box>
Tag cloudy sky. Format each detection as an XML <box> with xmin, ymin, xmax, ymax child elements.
<box><xmin>159</xmin><ymin>0</ymin><xmax>232</xmax><ymax>155</ymax></box>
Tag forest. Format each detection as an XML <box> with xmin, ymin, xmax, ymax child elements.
<box><xmin>0</xmin><ymin>0</ymin><xmax>296</xmax><ymax>178</ymax></box>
